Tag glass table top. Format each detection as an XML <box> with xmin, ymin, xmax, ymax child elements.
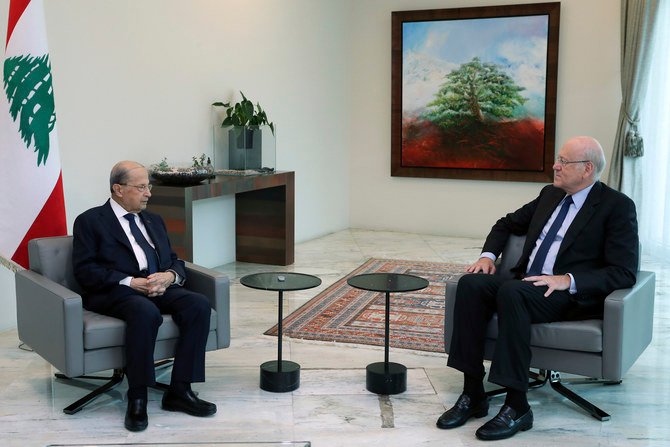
<box><xmin>347</xmin><ymin>272</ymin><xmax>429</xmax><ymax>293</ymax></box>
<box><xmin>240</xmin><ymin>272</ymin><xmax>321</xmax><ymax>292</ymax></box>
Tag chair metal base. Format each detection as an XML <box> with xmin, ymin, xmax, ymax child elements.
<box><xmin>547</xmin><ymin>371</ymin><xmax>614</xmax><ymax>421</ymax></box>
<box><xmin>486</xmin><ymin>369</ymin><xmax>615</xmax><ymax>421</ymax></box>
<box><xmin>56</xmin><ymin>360</ymin><xmax>175</xmax><ymax>415</ymax></box>
<box><xmin>150</xmin><ymin>358</ymin><xmax>174</xmax><ymax>392</ymax></box>
<box><xmin>486</xmin><ymin>369</ymin><xmax>548</xmax><ymax>398</ymax></box>
<box><xmin>56</xmin><ymin>369</ymin><xmax>125</xmax><ymax>415</ymax></box>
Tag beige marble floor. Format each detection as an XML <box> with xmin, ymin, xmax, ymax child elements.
<box><xmin>0</xmin><ymin>229</ymin><xmax>668</xmax><ymax>446</ymax></box>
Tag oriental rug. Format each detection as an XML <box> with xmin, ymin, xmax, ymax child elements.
<box><xmin>264</xmin><ymin>258</ymin><xmax>467</xmax><ymax>353</ymax></box>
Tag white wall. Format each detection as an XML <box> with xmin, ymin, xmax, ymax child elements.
<box><xmin>0</xmin><ymin>0</ymin><xmax>621</xmax><ymax>330</ymax></box>
<box><xmin>0</xmin><ymin>268</ymin><xmax>15</xmax><ymax>331</ymax></box>
<box><xmin>45</xmin><ymin>0</ymin><xmax>352</xmax><ymax>240</ymax></box>
<box><xmin>348</xmin><ymin>0</ymin><xmax>621</xmax><ymax>237</ymax></box>
<box><xmin>0</xmin><ymin>0</ymin><xmax>354</xmax><ymax>330</ymax></box>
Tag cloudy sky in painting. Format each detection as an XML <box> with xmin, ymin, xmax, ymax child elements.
<box><xmin>402</xmin><ymin>15</ymin><xmax>549</xmax><ymax>117</ymax></box>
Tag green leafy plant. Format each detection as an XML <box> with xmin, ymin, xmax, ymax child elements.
<box><xmin>192</xmin><ymin>153</ymin><xmax>211</xmax><ymax>168</ymax></box>
<box><xmin>154</xmin><ymin>157</ymin><xmax>170</xmax><ymax>171</ymax></box>
<box><xmin>212</xmin><ymin>91</ymin><xmax>275</xmax><ymax>135</ymax></box>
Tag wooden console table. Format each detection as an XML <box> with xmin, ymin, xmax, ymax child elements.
<box><xmin>147</xmin><ymin>171</ymin><xmax>294</xmax><ymax>265</ymax></box>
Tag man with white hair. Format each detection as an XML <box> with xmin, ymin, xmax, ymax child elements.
<box><xmin>73</xmin><ymin>161</ymin><xmax>216</xmax><ymax>431</ymax></box>
<box><xmin>437</xmin><ymin>136</ymin><xmax>639</xmax><ymax>440</ymax></box>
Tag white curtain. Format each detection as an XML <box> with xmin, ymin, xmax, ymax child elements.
<box><xmin>610</xmin><ymin>0</ymin><xmax>660</xmax><ymax>190</ymax></box>
<box><xmin>625</xmin><ymin>1</ymin><xmax>670</xmax><ymax>260</ymax></box>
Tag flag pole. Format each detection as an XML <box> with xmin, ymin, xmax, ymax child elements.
<box><xmin>0</xmin><ymin>254</ymin><xmax>24</xmax><ymax>273</ymax></box>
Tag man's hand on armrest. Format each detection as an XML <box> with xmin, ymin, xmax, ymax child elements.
<box><xmin>467</xmin><ymin>256</ymin><xmax>496</xmax><ymax>274</ymax></box>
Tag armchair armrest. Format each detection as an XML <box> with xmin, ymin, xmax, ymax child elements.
<box><xmin>602</xmin><ymin>270</ymin><xmax>656</xmax><ymax>380</ymax></box>
<box><xmin>184</xmin><ymin>261</ymin><xmax>230</xmax><ymax>348</ymax></box>
<box><xmin>14</xmin><ymin>269</ymin><xmax>85</xmax><ymax>377</ymax></box>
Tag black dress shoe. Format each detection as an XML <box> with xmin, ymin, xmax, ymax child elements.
<box><xmin>162</xmin><ymin>389</ymin><xmax>217</xmax><ymax>417</ymax></box>
<box><xmin>124</xmin><ymin>398</ymin><xmax>148</xmax><ymax>432</ymax></box>
<box><xmin>475</xmin><ymin>405</ymin><xmax>533</xmax><ymax>441</ymax></box>
<box><xmin>436</xmin><ymin>394</ymin><xmax>489</xmax><ymax>429</ymax></box>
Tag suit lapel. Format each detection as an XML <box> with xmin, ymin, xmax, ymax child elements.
<box><xmin>521</xmin><ymin>188</ymin><xmax>565</xmax><ymax>260</ymax></box>
<box><xmin>558</xmin><ymin>182</ymin><xmax>602</xmax><ymax>257</ymax></box>
<box><xmin>100</xmin><ymin>200</ymin><xmax>134</xmax><ymax>252</ymax></box>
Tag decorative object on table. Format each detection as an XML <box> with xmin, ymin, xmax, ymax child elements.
<box><xmin>211</xmin><ymin>92</ymin><xmax>276</xmax><ymax>171</ymax></box>
<box><xmin>149</xmin><ymin>154</ymin><xmax>214</xmax><ymax>186</ymax></box>
<box><xmin>264</xmin><ymin>258</ymin><xmax>467</xmax><ymax>353</ymax></box>
<box><xmin>214</xmin><ymin>167</ymin><xmax>275</xmax><ymax>176</ymax></box>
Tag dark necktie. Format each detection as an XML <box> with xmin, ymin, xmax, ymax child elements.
<box><xmin>527</xmin><ymin>196</ymin><xmax>573</xmax><ymax>276</ymax></box>
<box><xmin>124</xmin><ymin>213</ymin><xmax>159</xmax><ymax>274</ymax></box>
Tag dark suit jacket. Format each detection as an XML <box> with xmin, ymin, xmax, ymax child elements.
<box><xmin>72</xmin><ymin>199</ymin><xmax>186</xmax><ymax>302</ymax></box>
<box><xmin>481</xmin><ymin>181</ymin><xmax>639</xmax><ymax>310</ymax></box>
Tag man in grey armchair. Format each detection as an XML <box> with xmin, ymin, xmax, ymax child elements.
<box><xmin>72</xmin><ymin>160</ymin><xmax>217</xmax><ymax>431</ymax></box>
<box><xmin>437</xmin><ymin>136</ymin><xmax>639</xmax><ymax>440</ymax></box>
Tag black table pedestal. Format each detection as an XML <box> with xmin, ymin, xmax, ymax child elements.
<box><xmin>366</xmin><ymin>361</ymin><xmax>407</xmax><ymax>395</ymax></box>
<box><xmin>260</xmin><ymin>360</ymin><xmax>300</xmax><ymax>392</ymax></box>
<box><xmin>347</xmin><ymin>273</ymin><xmax>429</xmax><ymax>396</ymax></box>
<box><xmin>240</xmin><ymin>272</ymin><xmax>321</xmax><ymax>394</ymax></box>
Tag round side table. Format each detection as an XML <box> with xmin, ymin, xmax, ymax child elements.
<box><xmin>347</xmin><ymin>272</ymin><xmax>429</xmax><ymax>395</ymax></box>
<box><xmin>240</xmin><ymin>272</ymin><xmax>321</xmax><ymax>392</ymax></box>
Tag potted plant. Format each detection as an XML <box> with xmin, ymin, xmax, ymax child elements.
<box><xmin>212</xmin><ymin>92</ymin><xmax>275</xmax><ymax>170</ymax></box>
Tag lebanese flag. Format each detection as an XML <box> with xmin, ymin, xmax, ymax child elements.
<box><xmin>1</xmin><ymin>0</ymin><xmax>66</xmax><ymax>269</ymax></box>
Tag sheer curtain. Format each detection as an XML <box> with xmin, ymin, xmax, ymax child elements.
<box><xmin>626</xmin><ymin>1</ymin><xmax>670</xmax><ymax>260</ymax></box>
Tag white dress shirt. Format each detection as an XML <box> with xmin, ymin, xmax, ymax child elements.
<box><xmin>109</xmin><ymin>200</ymin><xmax>182</xmax><ymax>287</ymax></box>
<box><xmin>481</xmin><ymin>183</ymin><xmax>595</xmax><ymax>293</ymax></box>
<box><xmin>110</xmin><ymin>199</ymin><xmax>156</xmax><ymax>280</ymax></box>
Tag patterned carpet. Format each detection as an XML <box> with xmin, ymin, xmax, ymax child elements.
<box><xmin>264</xmin><ymin>258</ymin><xmax>467</xmax><ymax>353</ymax></box>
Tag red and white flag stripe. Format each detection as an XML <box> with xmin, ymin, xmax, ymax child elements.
<box><xmin>1</xmin><ymin>0</ymin><xmax>66</xmax><ymax>270</ymax></box>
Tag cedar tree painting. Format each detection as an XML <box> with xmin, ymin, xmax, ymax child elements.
<box><xmin>391</xmin><ymin>3</ymin><xmax>560</xmax><ymax>182</ymax></box>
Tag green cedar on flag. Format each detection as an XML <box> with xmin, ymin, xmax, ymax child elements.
<box><xmin>1</xmin><ymin>0</ymin><xmax>66</xmax><ymax>270</ymax></box>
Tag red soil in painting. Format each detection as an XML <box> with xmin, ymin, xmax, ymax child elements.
<box><xmin>402</xmin><ymin>118</ymin><xmax>545</xmax><ymax>171</ymax></box>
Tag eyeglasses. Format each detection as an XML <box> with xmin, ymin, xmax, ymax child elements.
<box><xmin>120</xmin><ymin>183</ymin><xmax>153</xmax><ymax>192</ymax></box>
<box><xmin>555</xmin><ymin>157</ymin><xmax>590</xmax><ymax>167</ymax></box>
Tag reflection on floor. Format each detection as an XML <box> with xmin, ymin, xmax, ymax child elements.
<box><xmin>1</xmin><ymin>229</ymin><xmax>668</xmax><ymax>446</ymax></box>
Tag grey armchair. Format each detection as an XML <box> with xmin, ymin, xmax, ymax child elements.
<box><xmin>444</xmin><ymin>235</ymin><xmax>655</xmax><ymax>421</ymax></box>
<box><xmin>14</xmin><ymin>235</ymin><xmax>230</xmax><ymax>414</ymax></box>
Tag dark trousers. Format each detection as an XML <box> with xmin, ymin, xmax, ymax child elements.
<box><xmin>85</xmin><ymin>286</ymin><xmax>211</xmax><ymax>389</ymax></box>
<box><xmin>447</xmin><ymin>274</ymin><xmax>572</xmax><ymax>391</ymax></box>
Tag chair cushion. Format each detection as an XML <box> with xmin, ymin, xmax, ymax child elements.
<box><xmin>28</xmin><ymin>236</ymin><xmax>85</xmax><ymax>295</ymax></box>
<box><xmin>486</xmin><ymin>315</ymin><xmax>603</xmax><ymax>353</ymax></box>
<box><xmin>83</xmin><ymin>309</ymin><xmax>218</xmax><ymax>350</ymax></box>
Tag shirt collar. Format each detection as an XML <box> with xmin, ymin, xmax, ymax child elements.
<box><xmin>568</xmin><ymin>182</ymin><xmax>595</xmax><ymax>210</ymax></box>
<box><xmin>109</xmin><ymin>199</ymin><xmax>134</xmax><ymax>219</ymax></box>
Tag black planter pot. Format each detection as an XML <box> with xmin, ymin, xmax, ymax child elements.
<box><xmin>229</xmin><ymin>126</ymin><xmax>262</xmax><ymax>170</ymax></box>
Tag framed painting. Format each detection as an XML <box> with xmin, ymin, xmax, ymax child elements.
<box><xmin>391</xmin><ymin>3</ymin><xmax>560</xmax><ymax>182</ymax></box>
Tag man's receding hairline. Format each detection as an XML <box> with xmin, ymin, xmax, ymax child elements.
<box><xmin>109</xmin><ymin>161</ymin><xmax>147</xmax><ymax>192</ymax></box>
<box><xmin>114</xmin><ymin>161</ymin><xmax>145</xmax><ymax>174</ymax></box>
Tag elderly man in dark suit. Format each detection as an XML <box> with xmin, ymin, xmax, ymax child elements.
<box><xmin>437</xmin><ymin>136</ymin><xmax>639</xmax><ymax>441</ymax></box>
<box><xmin>73</xmin><ymin>161</ymin><xmax>216</xmax><ymax>432</ymax></box>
